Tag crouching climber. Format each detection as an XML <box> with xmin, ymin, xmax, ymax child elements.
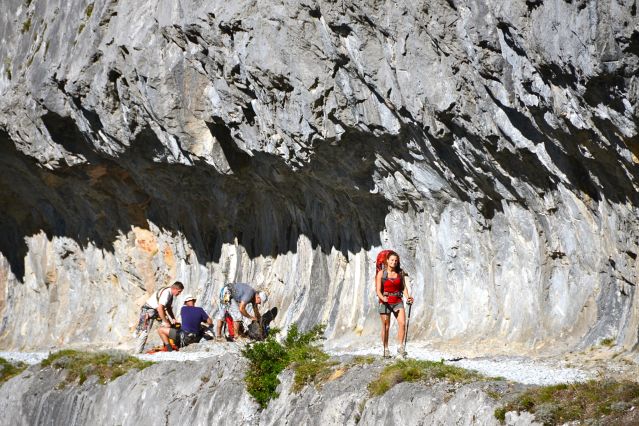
<box><xmin>215</xmin><ymin>283</ymin><xmax>268</xmax><ymax>341</ymax></box>
<box><xmin>134</xmin><ymin>281</ymin><xmax>184</xmax><ymax>353</ymax></box>
<box><xmin>158</xmin><ymin>294</ymin><xmax>212</xmax><ymax>351</ymax></box>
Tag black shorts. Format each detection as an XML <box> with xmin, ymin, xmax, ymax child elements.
<box><xmin>169</xmin><ymin>328</ymin><xmax>179</xmax><ymax>342</ymax></box>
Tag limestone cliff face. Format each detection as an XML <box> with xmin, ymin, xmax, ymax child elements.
<box><xmin>0</xmin><ymin>0</ymin><xmax>638</xmax><ymax>353</ymax></box>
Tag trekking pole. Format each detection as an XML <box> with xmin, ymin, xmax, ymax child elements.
<box><xmin>402</xmin><ymin>301</ymin><xmax>413</xmax><ymax>355</ymax></box>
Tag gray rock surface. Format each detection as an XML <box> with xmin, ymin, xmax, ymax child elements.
<box><xmin>0</xmin><ymin>0</ymin><xmax>638</xmax><ymax>358</ymax></box>
<box><xmin>0</xmin><ymin>355</ymin><xmax>523</xmax><ymax>426</ymax></box>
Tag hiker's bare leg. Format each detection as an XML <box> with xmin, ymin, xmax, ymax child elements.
<box><xmin>234</xmin><ymin>320</ymin><xmax>241</xmax><ymax>337</ymax></box>
<box><xmin>395</xmin><ymin>309</ymin><xmax>406</xmax><ymax>346</ymax></box>
<box><xmin>380</xmin><ymin>314</ymin><xmax>390</xmax><ymax>348</ymax></box>
<box><xmin>216</xmin><ymin>319</ymin><xmax>223</xmax><ymax>337</ymax></box>
<box><xmin>158</xmin><ymin>326</ymin><xmax>170</xmax><ymax>345</ymax></box>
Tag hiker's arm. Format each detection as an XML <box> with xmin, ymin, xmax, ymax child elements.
<box><xmin>376</xmin><ymin>270</ymin><xmax>387</xmax><ymax>302</ymax></box>
<box><xmin>238</xmin><ymin>301</ymin><xmax>257</xmax><ymax>321</ymax></box>
<box><xmin>204</xmin><ymin>312</ymin><xmax>213</xmax><ymax>326</ymax></box>
<box><xmin>157</xmin><ymin>304</ymin><xmax>171</xmax><ymax>326</ymax></box>
<box><xmin>252</xmin><ymin>302</ymin><xmax>261</xmax><ymax>322</ymax></box>
<box><xmin>166</xmin><ymin>306</ymin><xmax>176</xmax><ymax>324</ymax></box>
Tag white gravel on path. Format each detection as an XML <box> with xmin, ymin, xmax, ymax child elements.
<box><xmin>0</xmin><ymin>352</ymin><xmax>49</xmax><ymax>365</ymax></box>
<box><xmin>1</xmin><ymin>341</ymin><xmax>591</xmax><ymax>386</ymax></box>
<box><xmin>330</xmin><ymin>343</ymin><xmax>591</xmax><ymax>386</ymax></box>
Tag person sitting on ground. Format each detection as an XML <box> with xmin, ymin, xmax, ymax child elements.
<box><xmin>134</xmin><ymin>281</ymin><xmax>184</xmax><ymax>353</ymax></box>
<box><xmin>158</xmin><ymin>294</ymin><xmax>212</xmax><ymax>351</ymax></box>
<box><xmin>376</xmin><ymin>251</ymin><xmax>414</xmax><ymax>358</ymax></box>
<box><xmin>215</xmin><ymin>283</ymin><xmax>268</xmax><ymax>341</ymax></box>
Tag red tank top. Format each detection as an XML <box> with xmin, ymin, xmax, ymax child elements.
<box><xmin>381</xmin><ymin>275</ymin><xmax>403</xmax><ymax>304</ymax></box>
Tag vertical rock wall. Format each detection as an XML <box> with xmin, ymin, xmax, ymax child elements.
<box><xmin>0</xmin><ymin>0</ymin><xmax>638</xmax><ymax>354</ymax></box>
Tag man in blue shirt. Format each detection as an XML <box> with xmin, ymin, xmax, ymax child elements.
<box><xmin>158</xmin><ymin>294</ymin><xmax>212</xmax><ymax>350</ymax></box>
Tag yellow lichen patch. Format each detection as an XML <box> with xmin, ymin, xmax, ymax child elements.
<box><xmin>163</xmin><ymin>245</ymin><xmax>176</xmax><ymax>272</ymax></box>
<box><xmin>327</xmin><ymin>368</ymin><xmax>346</xmax><ymax>382</ymax></box>
<box><xmin>133</xmin><ymin>228</ymin><xmax>158</xmax><ymax>255</ymax></box>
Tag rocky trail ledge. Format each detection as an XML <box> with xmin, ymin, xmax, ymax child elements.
<box><xmin>0</xmin><ymin>342</ymin><xmax>636</xmax><ymax>425</ymax></box>
<box><xmin>1</xmin><ymin>340</ymin><xmax>639</xmax><ymax>425</ymax></box>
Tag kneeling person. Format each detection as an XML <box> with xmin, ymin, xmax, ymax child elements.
<box><xmin>158</xmin><ymin>294</ymin><xmax>211</xmax><ymax>350</ymax></box>
<box><xmin>216</xmin><ymin>283</ymin><xmax>267</xmax><ymax>340</ymax></box>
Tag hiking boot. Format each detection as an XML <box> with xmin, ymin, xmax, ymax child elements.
<box><xmin>163</xmin><ymin>344</ymin><xmax>173</xmax><ymax>352</ymax></box>
<box><xmin>215</xmin><ymin>336</ymin><xmax>224</xmax><ymax>343</ymax></box>
<box><xmin>383</xmin><ymin>347</ymin><xmax>390</xmax><ymax>358</ymax></box>
<box><xmin>396</xmin><ymin>347</ymin><xmax>407</xmax><ymax>359</ymax></box>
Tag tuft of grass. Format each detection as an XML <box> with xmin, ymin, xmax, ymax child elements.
<box><xmin>85</xmin><ymin>3</ymin><xmax>94</xmax><ymax>18</ymax></box>
<box><xmin>21</xmin><ymin>18</ymin><xmax>31</xmax><ymax>34</ymax></box>
<box><xmin>495</xmin><ymin>380</ymin><xmax>639</xmax><ymax>425</ymax></box>
<box><xmin>351</xmin><ymin>355</ymin><xmax>375</xmax><ymax>365</ymax></box>
<box><xmin>242</xmin><ymin>324</ymin><xmax>329</xmax><ymax>409</ymax></box>
<box><xmin>368</xmin><ymin>359</ymin><xmax>487</xmax><ymax>396</ymax></box>
<box><xmin>41</xmin><ymin>350</ymin><xmax>153</xmax><ymax>386</ymax></box>
<box><xmin>77</xmin><ymin>23</ymin><xmax>85</xmax><ymax>34</ymax></box>
<box><xmin>600</xmin><ymin>338</ymin><xmax>615</xmax><ymax>347</ymax></box>
<box><xmin>0</xmin><ymin>357</ymin><xmax>27</xmax><ymax>383</ymax></box>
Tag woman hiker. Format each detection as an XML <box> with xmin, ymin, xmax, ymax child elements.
<box><xmin>376</xmin><ymin>251</ymin><xmax>414</xmax><ymax>358</ymax></box>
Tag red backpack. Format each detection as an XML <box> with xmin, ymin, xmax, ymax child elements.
<box><xmin>375</xmin><ymin>250</ymin><xmax>399</xmax><ymax>273</ymax></box>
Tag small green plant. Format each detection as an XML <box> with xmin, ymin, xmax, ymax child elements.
<box><xmin>600</xmin><ymin>338</ymin><xmax>615</xmax><ymax>347</ymax></box>
<box><xmin>85</xmin><ymin>3</ymin><xmax>94</xmax><ymax>18</ymax></box>
<box><xmin>495</xmin><ymin>380</ymin><xmax>639</xmax><ymax>425</ymax></box>
<box><xmin>494</xmin><ymin>407</ymin><xmax>507</xmax><ymax>422</ymax></box>
<box><xmin>0</xmin><ymin>357</ymin><xmax>27</xmax><ymax>383</ymax></box>
<box><xmin>242</xmin><ymin>324</ymin><xmax>328</xmax><ymax>408</ymax></box>
<box><xmin>368</xmin><ymin>359</ymin><xmax>486</xmax><ymax>396</ymax></box>
<box><xmin>21</xmin><ymin>18</ymin><xmax>31</xmax><ymax>34</ymax></box>
<box><xmin>41</xmin><ymin>350</ymin><xmax>153</xmax><ymax>385</ymax></box>
<box><xmin>77</xmin><ymin>23</ymin><xmax>85</xmax><ymax>34</ymax></box>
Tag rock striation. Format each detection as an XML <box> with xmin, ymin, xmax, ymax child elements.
<box><xmin>0</xmin><ymin>0</ymin><xmax>638</xmax><ymax>355</ymax></box>
<box><xmin>0</xmin><ymin>355</ymin><xmax>513</xmax><ymax>426</ymax></box>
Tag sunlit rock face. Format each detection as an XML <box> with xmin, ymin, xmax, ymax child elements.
<box><xmin>0</xmin><ymin>356</ymin><xmax>504</xmax><ymax>426</ymax></box>
<box><xmin>0</xmin><ymin>0</ymin><xmax>638</xmax><ymax>354</ymax></box>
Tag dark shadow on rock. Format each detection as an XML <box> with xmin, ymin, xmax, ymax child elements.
<box><xmin>0</xmin><ymin>119</ymin><xmax>400</xmax><ymax>280</ymax></box>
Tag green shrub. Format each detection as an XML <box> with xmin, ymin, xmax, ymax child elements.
<box><xmin>242</xmin><ymin>323</ymin><xmax>329</xmax><ymax>408</ymax></box>
<box><xmin>368</xmin><ymin>359</ymin><xmax>487</xmax><ymax>396</ymax></box>
<box><xmin>495</xmin><ymin>380</ymin><xmax>639</xmax><ymax>425</ymax></box>
<box><xmin>0</xmin><ymin>357</ymin><xmax>27</xmax><ymax>383</ymax></box>
<box><xmin>85</xmin><ymin>3</ymin><xmax>94</xmax><ymax>18</ymax></box>
<box><xmin>41</xmin><ymin>350</ymin><xmax>153</xmax><ymax>385</ymax></box>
